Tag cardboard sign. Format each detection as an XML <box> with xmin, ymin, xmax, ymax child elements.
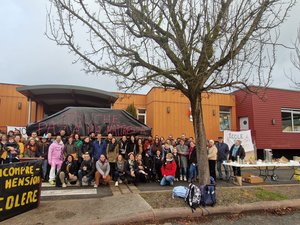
<box><xmin>7</xmin><ymin>126</ymin><xmax>28</xmax><ymax>139</ymax></box>
<box><xmin>0</xmin><ymin>160</ymin><xmax>42</xmax><ymax>221</ymax></box>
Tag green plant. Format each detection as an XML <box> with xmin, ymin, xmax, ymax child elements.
<box><xmin>126</xmin><ymin>103</ymin><xmax>137</xmax><ymax>118</ymax></box>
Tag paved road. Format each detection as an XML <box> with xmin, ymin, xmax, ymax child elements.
<box><xmin>158</xmin><ymin>210</ymin><xmax>300</xmax><ymax>225</ymax></box>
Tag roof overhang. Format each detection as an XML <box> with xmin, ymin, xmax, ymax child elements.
<box><xmin>17</xmin><ymin>84</ymin><xmax>118</xmax><ymax>114</ymax></box>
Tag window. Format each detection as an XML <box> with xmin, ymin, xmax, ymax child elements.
<box><xmin>281</xmin><ymin>108</ymin><xmax>300</xmax><ymax>132</ymax></box>
<box><xmin>219</xmin><ymin>106</ymin><xmax>231</xmax><ymax>131</ymax></box>
<box><xmin>137</xmin><ymin>108</ymin><xmax>146</xmax><ymax>124</ymax></box>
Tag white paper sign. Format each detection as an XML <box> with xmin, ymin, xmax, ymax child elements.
<box><xmin>7</xmin><ymin>126</ymin><xmax>28</xmax><ymax>139</ymax></box>
<box><xmin>223</xmin><ymin>130</ymin><xmax>254</xmax><ymax>152</ymax></box>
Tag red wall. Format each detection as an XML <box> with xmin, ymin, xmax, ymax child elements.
<box><xmin>235</xmin><ymin>88</ymin><xmax>300</xmax><ymax>150</ymax></box>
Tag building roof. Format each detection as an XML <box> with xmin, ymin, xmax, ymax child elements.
<box><xmin>17</xmin><ymin>84</ymin><xmax>118</xmax><ymax>114</ymax></box>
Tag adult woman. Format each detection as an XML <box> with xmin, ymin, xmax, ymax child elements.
<box><xmin>176</xmin><ymin>139</ymin><xmax>189</xmax><ymax>181</ymax></box>
<box><xmin>229</xmin><ymin>140</ymin><xmax>246</xmax><ymax>176</ymax></box>
<box><xmin>106</xmin><ymin>137</ymin><xmax>119</xmax><ymax>180</ymax></box>
<box><xmin>24</xmin><ymin>138</ymin><xmax>38</xmax><ymax>158</ymax></box>
<box><xmin>136</xmin><ymin>138</ymin><xmax>143</xmax><ymax>155</ymax></box>
<box><xmin>37</xmin><ymin>136</ymin><xmax>50</xmax><ymax>180</ymax></box>
<box><xmin>136</xmin><ymin>154</ymin><xmax>148</xmax><ymax>183</ymax></box>
<box><xmin>125</xmin><ymin>152</ymin><xmax>138</xmax><ymax>184</ymax></box>
<box><xmin>58</xmin><ymin>154</ymin><xmax>78</xmax><ymax>188</ymax></box>
<box><xmin>126</xmin><ymin>135</ymin><xmax>136</xmax><ymax>155</ymax></box>
<box><xmin>81</xmin><ymin>136</ymin><xmax>93</xmax><ymax>157</ymax></box>
<box><xmin>5</xmin><ymin>135</ymin><xmax>20</xmax><ymax>163</ymax></box>
<box><xmin>151</xmin><ymin>138</ymin><xmax>162</xmax><ymax>157</ymax></box>
<box><xmin>64</xmin><ymin>136</ymin><xmax>79</xmax><ymax>162</ymax></box>
<box><xmin>74</xmin><ymin>133</ymin><xmax>83</xmax><ymax>150</ymax></box>
<box><xmin>160</xmin><ymin>153</ymin><xmax>177</xmax><ymax>186</ymax></box>
<box><xmin>0</xmin><ymin>134</ymin><xmax>7</xmax><ymax>164</ymax></box>
<box><xmin>188</xmin><ymin>141</ymin><xmax>197</xmax><ymax>183</ymax></box>
<box><xmin>207</xmin><ymin>140</ymin><xmax>218</xmax><ymax>180</ymax></box>
<box><xmin>15</xmin><ymin>135</ymin><xmax>24</xmax><ymax>159</ymax></box>
<box><xmin>94</xmin><ymin>154</ymin><xmax>111</xmax><ymax>187</ymax></box>
<box><xmin>48</xmin><ymin>136</ymin><xmax>65</xmax><ymax>185</ymax></box>
<box><xmin>114</xmin><ymin>154</ymin><xmax>127</xmax><ymax>187</ymax></box>
<box><xmin>119</xmin><ymin>136</ymin><xmax>128</xmax><ymax>159</ymax></box>
<box><xmin>153</xmin><ymin>149</ymin><xmax>163</xmax><ymax>181</ymax></box>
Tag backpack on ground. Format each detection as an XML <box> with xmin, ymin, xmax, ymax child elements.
<box><xmin>200</xmin><ymin>177</ymin><xmax>216</xmax><ymax>207</ymax></box>
<box><xmin>185</xmin><ymin>183</ymin><xmax>201</xmax><ymax>211</ymax></box>
<box><xmin>172</xmin><ymin>186</ymin><xmax>189</xmax><ymax>199</ymax></box>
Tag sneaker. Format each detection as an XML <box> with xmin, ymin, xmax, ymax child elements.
<box><xmin>115</xmin><ymin>181</ymin><xmax>119</xmax><ymax>187</ymax></box>
<box><xmin>170</xmin><ymin>181</ymin><xmax>174</xmax><ymax>186</ymax></box>
<box><xmin>94</xmin><ymin>184</ymin><xmax>98</xmax><ymax>188</ymax></box>
<box><xmin>62</xmin><ymin>183</ymin><xmax>67</xmax><ymax>188</ymax></box>
<box><xmin>49</xmin><ymin>180</ymin><xmax>55</xmax><ymax>185</ymax></box>
<box><xmin>184</xmin><ymin>176</ymin><xmax>187</xmax><ymax>181</ymax></box>
<box><xmin>174</xmin><ymin>178</ymin><xmax>179</xmax><ymax>182</ymax></box>
<box><xmin>180</xmin><ymin>175</ymin><xmax>183</xmax><ymax>181</ymax></box>
<box><xmin>118</xmin><ymin>178</ymin><xmax>122</xmax><ymax>184</ymax></box>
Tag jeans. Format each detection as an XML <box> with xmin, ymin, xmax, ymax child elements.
<box><xmin>160</xmin><ymin>175</ymin><xmax>174</xmax><ymax>186</ymax></box>
<box><xmin>217</xmin><ymin>160</ymin><xmax>229</xmax><ymax>179</ymax></box>
<box><xmin>42</xmin><ymin>159</ymin><xmax>48</xmax><ymax>178</ymax></box>
<box><xmin>180</xmin><ymin>167</ymin><xmax>187</xmax><ymax>177</ymax></box>
<box><xmin>78</xmin><ymin>170</ymin><xmax>93</xmax><ymax>184</ymax></box>
<box><xmin>188</xmin><ymin>163</ymin><xmax>198</xmax><ymax>182</ymax></box>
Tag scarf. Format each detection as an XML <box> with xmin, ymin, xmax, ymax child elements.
<box><xmin>232</xmin><ymin>145</ymin><xmax>239</xmax><ymax>157</ymax></box>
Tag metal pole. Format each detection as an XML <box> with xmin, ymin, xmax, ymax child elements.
<box><xmin>27</xmin><ymin>98</ymin><xmax>32</xmax><ymax>125</ymax></box>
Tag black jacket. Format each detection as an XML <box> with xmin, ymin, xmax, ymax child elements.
<box><xmin>229</xmin><ymin>145</ymin><xmax>245</xmax><ymax>161</ymax></box>
<box><xmin>61</xmin><ymin>159</ymin><xmax>78</xmax><ymax>176</ymax></box>
<box><xmin>79</xmin><ymin>159</ymin><xmax>95</xmax><ymax>177</ymax></box>
<box><xmin>189</xmin><ymin>147</ymin><xmax>197</xmax><ymax>164</ymax></box>
<box><xmin>37</xmin><ymin>142</ymin><xmax>50</xmax><ymax>159</ymax></box>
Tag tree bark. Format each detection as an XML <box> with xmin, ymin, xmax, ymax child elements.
<box><xmin>190</xmin><ymin>94</ymin><xmax>210</xmax><ymax>185</ymax></box>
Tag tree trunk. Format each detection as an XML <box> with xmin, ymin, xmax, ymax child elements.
<box><xmin>189</xmin><ymin>94</ymin><xmax>210</xmax><ymax>185</ymax></box>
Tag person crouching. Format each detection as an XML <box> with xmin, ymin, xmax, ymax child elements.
<box><xmin>58</xmin><ymin>154</ymin><xmax>78</xmax><ymax>188</ymax></box>
<box><xmin>94</xmin><ymin>154</ymin><xmax>111</xmax><ymax>187</ymax></box>
<box><xmin>78</xmin><ymin>152</ymin><xmax>95</xmax><ymax>186</ymax></box>
<box><xmin>160</xmin><ymin>153</ymin><xmax>177</xmax><ymax>186</ymax></box>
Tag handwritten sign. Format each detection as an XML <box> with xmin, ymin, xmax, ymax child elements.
<box><xmin>223</xmin><ymin>130</ymin><xmax>254</xmax><ymax>152</ymax></box>
<box><xmin>0</xmin><ymin>160</ymin><xmax>42</xmax><ymax>221</ymax></box>
<box><xmin>7</xmin><ymin>126</ymin><xmax>28</xmax><ymax>139</ymax></box>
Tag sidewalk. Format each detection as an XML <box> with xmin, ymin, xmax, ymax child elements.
<box><xmin>2</xmin><ymin>183</ymin><xmax>300</xmax><ymax>225</ymax></box>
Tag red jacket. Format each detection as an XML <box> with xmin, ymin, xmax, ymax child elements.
<box><xmin>161</xmin><ymin>160</ymin><xmax>177</xmax><ymax>177</ymax></box>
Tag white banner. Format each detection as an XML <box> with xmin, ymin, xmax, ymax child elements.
<box><xmin>7</xmin><ymin>126</ymin><xmax>28</xmax><ymax>139</ymax></box>
<box><xmin>223</xmin><ymin>130</ymin><xmax>254</xmax><ymax>152</ymax></box>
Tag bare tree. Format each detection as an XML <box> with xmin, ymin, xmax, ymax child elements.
<box><xmin>291</xmin><ymin>28</ymin><xmax>300</xmax><ymax>87</ymax></box>
<box><xmin>47</xmin><ymin>0</ymin><xmax>295</xmax><ymax>184</ymax></box>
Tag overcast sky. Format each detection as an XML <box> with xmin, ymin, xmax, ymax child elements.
<box><xmin>0</xmin><ymin>1</ymin><xmax>300</xmax><ymax>94</ymax></box>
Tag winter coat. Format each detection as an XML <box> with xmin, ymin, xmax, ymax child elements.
<box><xmin>64</xmin><ymin>142</ymin><xmax>79</xmax><ymax>160</ymax></box>
<box><xmin>216</xmin><ymin>142</ymin><xmax>229</xmax><ymax>161</ymax></box>
<box><xmin>61</xmin><ymin>157</ymin><xmax>78</xmax><ymax>177</ymax></box>
<box><xmin>24</xmin><ymin>143</ymin><xmax>37</xmax><ymax>158</ymax></box>
<box><xmin>81</xmin><ymin>141</ymin><xmax>93</xmax><ymax>157</ymax></box>
<box><xmin>161</xmin><ymin>160</ymin><xmax>177</xmax><ymax>177</ymax></box>
<box><xmin>207</xmin><ymin>145</ymin><xmax>218</xmax><ymax>161</ymax></box>
<box><xmin>36</xmin><ymin>142</ymin><xmax>50</xmax><ymax>159</ymax></box>
<box><xmin>188</xmin><ymin>147</ymin><xmax>197</xmax><ymax>164</ymax></box>
<box><xmin>229</xmin><ymin>145</ymin><xmax>246</xmax><ymax>161</ymax></box>
<box><xmin>92</xmin><ymin>140</ymin><xmax>107</xmax><ymax>160</ymax></box>
<box><xmin>106</xmin><ymin>142</ymin><xmax>119</xmax><ymax>163</ymax></box>
<box><xmin>96</xmin><ymin>159</ymin><xmax>110</xmax><ymax>176</ymax></box>
<box><xmin>126</xmin><ymin>141</ymin><xmax>137</xmax><ymax>155</ymax></box>
<box><xmin>79</xmin><ymin>159</ymin><xmax>95</xmax><ymax>177</ymax></box>
<box><xmin>48</xmin><ymin>140</ymin><xmax>64</xmax><ymax>165</ymax></box>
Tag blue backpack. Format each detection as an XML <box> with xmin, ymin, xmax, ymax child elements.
<box><xmin>172</xmin><ymin>186</ymin><xmax>189</xmax><ymax>199</ymax></box>
<box><xmin>200</xmin><ymin>177</ymin><xmax>216</xmax><ymax>207</ymax></box>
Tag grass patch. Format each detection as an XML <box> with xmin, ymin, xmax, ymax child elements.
<box><xmin>255</xmin><ymin>188</ymin><xmax>288</xmax><ymax>201</ymax></box>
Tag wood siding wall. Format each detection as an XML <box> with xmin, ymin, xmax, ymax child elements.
<box><xmin>235</xmin><ymin>88</ymin><xmax>300</xmax><ymax>150</ymax></box>
<box><xmin>114</xmin><ymin>87</ymin><xmax>236</xmax><ymax>140</ymax></box>
<box><xmin>0</xmin><ymin>84</ymin><xmax>43</xmax><ymax>132</ymax></box>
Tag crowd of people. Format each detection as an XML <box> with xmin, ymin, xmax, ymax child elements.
<box><xmin>0</xmin><ymin>129</ymin><xmax>246</xmax><ymax>188</ymax></box>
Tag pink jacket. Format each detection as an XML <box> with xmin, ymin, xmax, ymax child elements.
<box><xmin>48</xmin><ymin>140</ymin><xmax>64</xmax><ymax>165</ymax></box>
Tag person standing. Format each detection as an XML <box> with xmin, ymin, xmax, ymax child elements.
<box><xmin>207</xmin><ymin>140</ymin><xmax>217</xmax><ymax>180</ymax></box>
<box><xmin>188</xmin><ymin>141</ymin><xmax>197</xmax><ymax>183</ymax></box>
<box><xmin>216</xmin><ymin>137</ymin><xmax>230</xmax><ymax>180</ymax></box>
<box><xmin>48</xmin><ymin>136</ymin><xmax>65</xmax><ymax>185</ymax></box>
<box><xmin>176</xmin><ymin>139</ymin><xmax>188</xmax><ymax>181</ymax></box>
<box><xmin>229</xmin><ymin>140</ymin><xmax>246</xmax><ymax>176</ymax></box>
<box><xmin>92</xmin><ymin>133</ymin><xmax>107</xmax><ymax>161</ymax></box>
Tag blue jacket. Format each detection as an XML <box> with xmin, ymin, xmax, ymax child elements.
<box><xmin>216</xmin><ymin>142</ymin><xmax>229</xmax><ymax>161</ymax></box>
<box><xmin>92</xmin><ymin>140</ymin><xmax>107</xmax><ymax>160</ymax></box>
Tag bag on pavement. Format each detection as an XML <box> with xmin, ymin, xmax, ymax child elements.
<box><xmin>172</xmin><ymin>186</ymin><xmax>188</xmax><ymax>199</ymax></box>
<box><xmin>185</xmin><ymin>183</ymin><xmax>201</xmax><ymax>211</ymax></box>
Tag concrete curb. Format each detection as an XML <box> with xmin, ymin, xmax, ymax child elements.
<box><xmin>98</xmin><ymin>199</ymin><xmax>300</xmax><ymax>225</ymax></box>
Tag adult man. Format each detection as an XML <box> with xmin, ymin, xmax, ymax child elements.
<box><xmin>216</xmin><ymin>137</ymin><xmax>229</xmax><ymax>180</ymax></box>
<box><xmin>92</xmin><ymin>133</ymin><xmax>107</xmax><ymax>161</ymax></box>
<box><xmin>78</xmin><ymin>152</ymin><xmax>95</xmax><ymax>186</ymax></box>
<box><xmin>59</xmin><ymin>129</ymin><xmax>68</xmax><ymax>144</ymax></box>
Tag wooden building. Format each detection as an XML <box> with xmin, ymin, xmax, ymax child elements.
<box><xmin>234</xmin><ymin>87</ymin><xmax>300</xmax><ymax>157</ymax></box>
<box><xmin>0</xmin><ymin>83</ymin><xmax>236</xmax><ymax>140</ymax></box>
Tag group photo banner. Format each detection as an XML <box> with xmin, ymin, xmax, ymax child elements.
<box><xmin>0</xmin><ymin>160</ymin><xmax>43</xmax><ymax>221</ymax></box>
